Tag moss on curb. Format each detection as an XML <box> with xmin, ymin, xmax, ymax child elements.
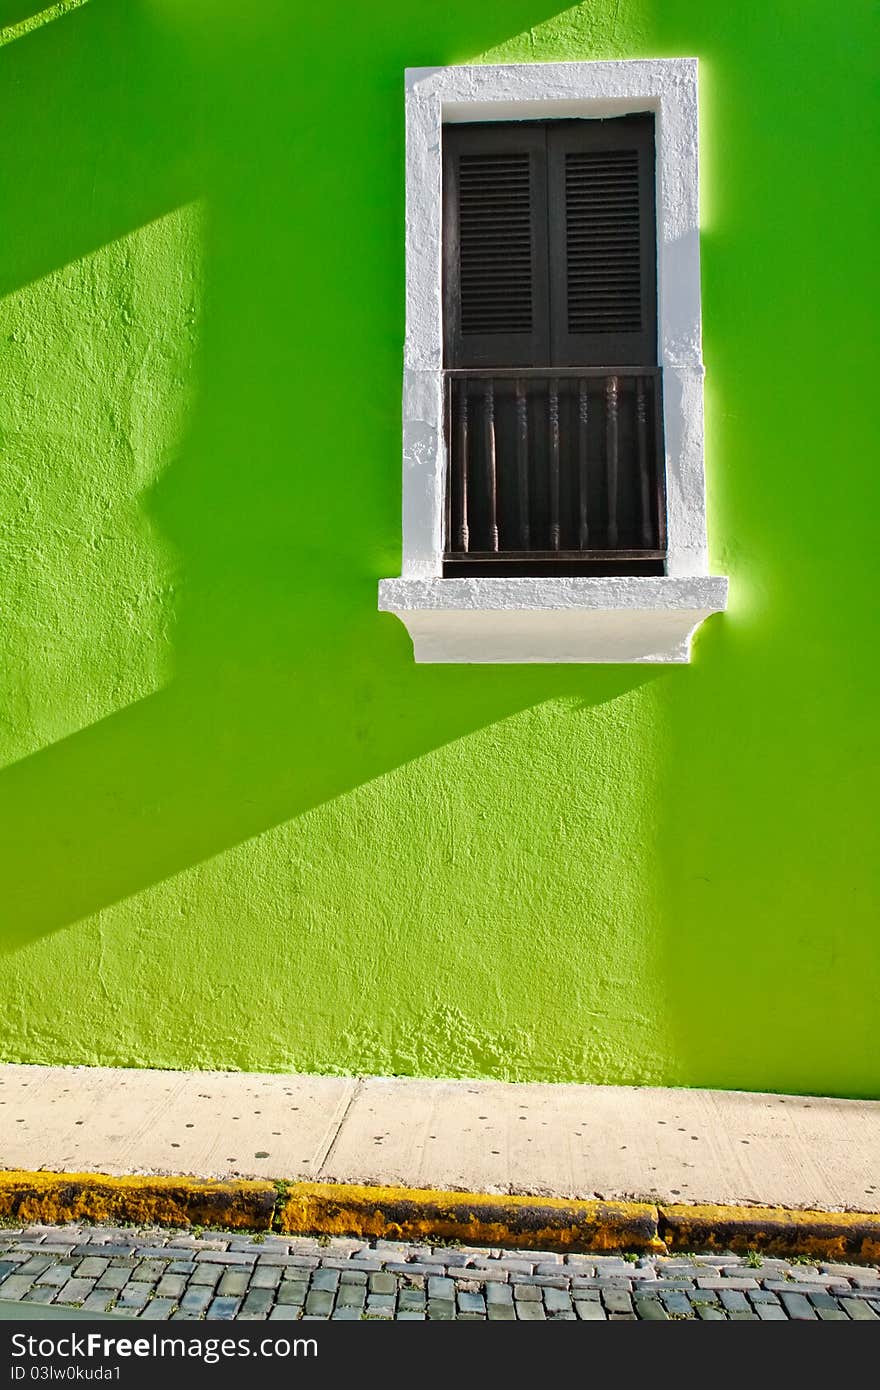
<box><xmin>277</xmin><ymin>1182</ymin><xmax>662</xmax><ymax>1252</ymax></box>
<box><xmin>660</xmin><ymin>1203</ymin><xmax>880</xmax><ymax>1263</ymax></box>
<box><xmin>0</xmin><ymin>1171</ymin><xmax>276</xmax><ymax>1230</ymax></box>
<box><xmin>1</xmin><ymin>1171</ymin><xmax>877</xmax><ymax>1262</ymax></box>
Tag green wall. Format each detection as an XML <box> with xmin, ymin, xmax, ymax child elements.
<box><xmin>0</xmin><ymin>0</ymin><xmax>877</xmax><ymax>1096</ymax></box>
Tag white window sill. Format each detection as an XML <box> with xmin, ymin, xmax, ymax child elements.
<box><xmin>378</xmin><ymin>575</ymin><xmax>728</xmax><ymax>663</ymax></box>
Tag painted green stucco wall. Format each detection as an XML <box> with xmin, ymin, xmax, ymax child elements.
<box><xmin>0</xmin><ymin>1</ymin><xmax>877</xmax><ymax>1096</ymax></box>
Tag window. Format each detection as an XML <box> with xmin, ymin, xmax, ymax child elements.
<box><xmin>379</xmin><ymin>60</ymin><xmax>728</xmax><ymax>663</ymax></box>
<box><xmin>443</xmin><ymin>114</ymin><xmax>664</xmax><ymax>577</ymax></box>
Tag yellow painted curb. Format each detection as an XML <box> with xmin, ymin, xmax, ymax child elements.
<box><xmin>0</xmin><ymin>1171</ymin><xmax>276</xmax><ymax>1231</ymax></box>
<box><xmin>1</xmin><ymin>1172</ymin><xmax>878</xmax><ymax>1263</ymax></box>
<box><xmin>277</xmin><ymin>1182</ymin><xmax>663</xmax><ymax>1252</ymax></box>
<box><xmin>660</xmin><ymin>1203</ymin><xmax>880</xmax><ymax>1263</ymax></box>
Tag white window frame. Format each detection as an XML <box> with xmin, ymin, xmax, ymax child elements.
<box><xmin>378</xmin><ymin>58</ymin><xmax>728</xmax><ymax>663</ymax></box>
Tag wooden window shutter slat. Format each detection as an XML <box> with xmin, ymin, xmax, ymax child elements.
<box><xmin>443</xmin><ymin>123</ymin><xmax>550</xmax><ymax>368</ymax></box>
<box><xmin>548</xmin><ymin>114</ymin><xmax>657</xmax><ymax>368</ymax></box>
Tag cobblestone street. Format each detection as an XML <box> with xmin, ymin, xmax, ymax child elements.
<box><xmin>1</xmin><ymin>1225</ymin><xmax>878</xmax><ymax>1321</ymax></box>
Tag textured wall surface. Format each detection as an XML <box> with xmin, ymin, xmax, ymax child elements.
<box><xmin>0</xmin><ymin>0</ymin><xmax>877</xmax><ymax>1096</ymax></box>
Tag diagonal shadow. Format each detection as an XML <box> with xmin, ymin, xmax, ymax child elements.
<box><xmin>0</xmin><ymin>0</ymin><xmax>573</xmax><ymax>298</ymax></box>
<box><xmin>0</xmin><ymin>0</ymin><xmax>659</xmax><ymax>950</ymax></box>
<box><xmin>0</xmin><ymin>627</ymin><xmax>659</xmax><ymax>945</ymax></box>
<box><xmin>1</xmin><ymin>2</ymin><xmax>70</xmax><ymax>29</ymax></box>
<box><xmin>0</xmin><ymin>0</ymin><xmax>200</xmax><ymax>297</ymax></box>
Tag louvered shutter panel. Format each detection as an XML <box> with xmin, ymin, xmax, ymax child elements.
<box><xmin>443</xmin><ymin>123</ymin><xmax>550</xmax><ymax>368</ymax></box>
<box><xmin>548</xmin><ymin>114</ymin><xmax>657</xmax><ymax>367</ymax></box>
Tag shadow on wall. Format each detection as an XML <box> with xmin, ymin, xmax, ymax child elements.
<box><xmin>0</xmin><ymin>2</ymin><xmax>79</xmax><ymax>36</ymax></box>
<box><xmin>0</xmin><ymin>0</ymin><xmax>662</xmax><ymax>950</ymax></box>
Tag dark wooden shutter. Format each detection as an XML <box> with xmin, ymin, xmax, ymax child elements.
<box><xmin>442</xmin><ymin>123</ymin><xmax>550</xmax><ymax>368</ymax></box>
<box><xmin>548</xmin><ymin>114</ymin><xmax>657</xmax><ymax>367</ymax></box>
<box><xmin>443</xmin><ymin>115</ymin><xmax>657</xmax><ymax>370</ymax></box>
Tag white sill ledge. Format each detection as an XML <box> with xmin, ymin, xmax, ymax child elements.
<box><xmin>378</xmin><ymin>575</ymin><xmax>729</xmax><ymax>664</ymax></box>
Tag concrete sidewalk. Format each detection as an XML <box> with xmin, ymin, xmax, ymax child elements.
<box><xmin>3</xmin><ymin>1064</ymin><xmax>878</xmax><ymax>1212</ymax></box>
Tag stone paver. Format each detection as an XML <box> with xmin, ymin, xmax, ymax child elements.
<box><xmin>55</xmin><ymin>1278</ymin><xmax>98</xmax><ymax>1307</ymax></box>
<box><xmin>217</xmin><ymin>1269</ymin><xmax>250</xmax><ymax>1297</ymax></box>
<box><xmin>1</xmin><ymin>1226</ymin><xmax>878</xmax><ymax>1322</ymax></box>
<box><xmin>277</xmin><ymin>1280</ymin><xmax>308</xmax><ymax>1305</ymax></box>
<box><xmin>178</xmin><ymin>1286</ymin><xmax>213</xmax><ymax>1316</ymax></box>
<box><xmin>842</xmin><ymin>1298</ymin><xmax>879</xmax><ymax>1320</ymax></box>
<box><xmin>22</xmin><ymin>1287</ymin><xmax>56</xmax><ymax>1306</ymax></box>
<box><xmin>140</xmin><ymin>1298</ymin><xmax>178</xmax><ymax>1320</ymax></box>
<box><xmin>114</xmin><ymin>1282</ymin><xmax>152</xmax><ymax>1311</ymax></box>
<box><xmin>576</xmin><ymin>1300</ymin><xmax>607</xmax><ymax>1320</ymax></box>
<box><xmin>635</xmin><ymin>1296</ymin><xmax>669</xmax><ymax>1320</ymax></box>
<box><xmin>516</xmin><ymin>1300</ymin><xmax>546</xmax><ymax>1320</ymax></box>
<box><xmin>207</xmin><ymin>1296</ymin><xmax>241</xmax><ymax>1320</ymax></box>
<box><xmin>0</xmin><ymin>1275</ymin><xmax>36</xmax><ymax>1301</ymax></box>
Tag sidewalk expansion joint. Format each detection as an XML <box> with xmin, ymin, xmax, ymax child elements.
<box><xmin>314</xmin><ymin>1074</ymin><xmax>364</xmax><ymax>1178</ymax></box>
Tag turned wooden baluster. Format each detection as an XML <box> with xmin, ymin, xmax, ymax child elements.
<box><xmin>636</xmin><ymin>376</ymin><xmax>652</xmax><ymax>548</ymax></box>
<box><xmin>454</xmin><ymin>382</ymin><xmax>469</xmax><ymax>552</ymax></box>
<box><xmin>605</xmin><ymin>375</ymin><xmax>619</xmax><ymax>549</ymax></box>
<box><xmin>485</xmin><ymin>380</ymin><xmax>499</xmax><ymax>552</ymax></box>
<box><xmin>578</xmin><ymin>379</ymin><xmax>590</xmax><ymax>550</ymax></box>
<box><xmin>516</xmin><ymin>379</ymin><xmax>530</xmax><ymax>550</ymax></box>
<box><xmin>549</xmin><ymin>378</ymin><xmax>560</xmax><ymax>551</ymax></box>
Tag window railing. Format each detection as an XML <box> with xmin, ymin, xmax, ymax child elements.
<box><xmin>443</xmin><ymin>368</ymin><xmax>666</xmax><ymax>576</ymax></box>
